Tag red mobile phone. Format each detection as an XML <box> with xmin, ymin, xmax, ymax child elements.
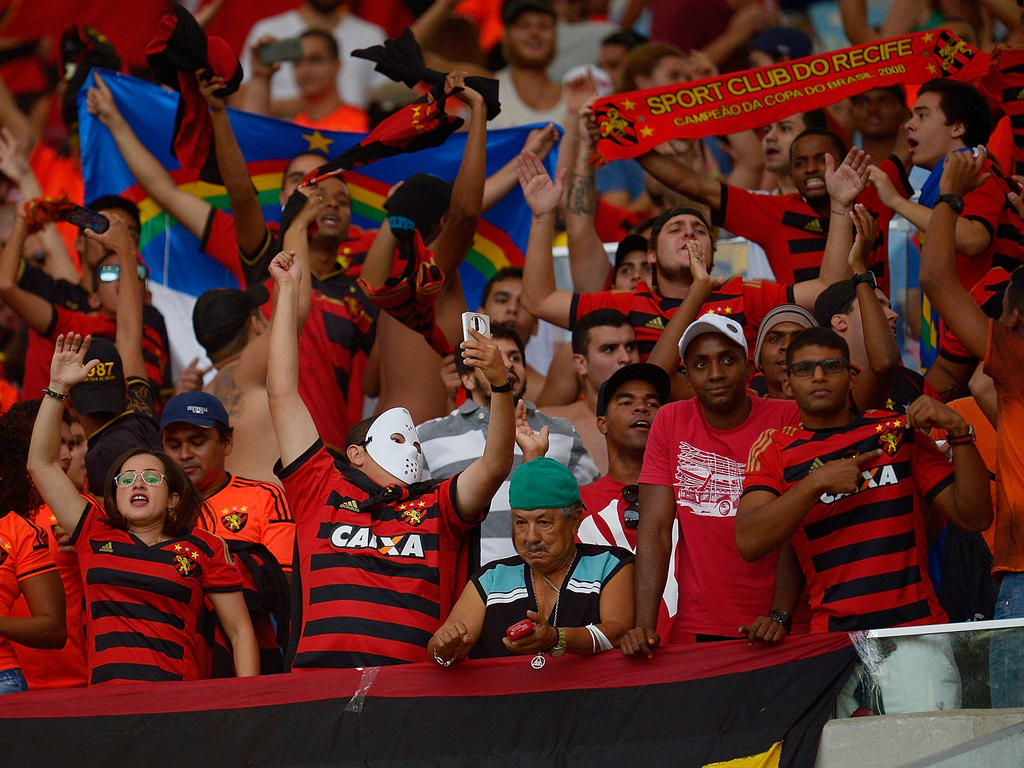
<box><xmin>506</xmin><ymin>619</ymin><xmax>536</xmax><ymax>641</ymax></box>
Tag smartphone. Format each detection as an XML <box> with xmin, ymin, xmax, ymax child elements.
<box><xmin>60</xmin><ymin>206</ymin><xmax>109</xmax><ymax>234</ymax></box>
<box><xmin>258</xmin><ymin>37</ymin><xmax>303</xmax><ymax>66</ymax></box>
<box><xmin>462</xmin><ymin>311</ymin><xmax>491</xmax><ymax>342</ymax></box>
<box><xmin>506</xmin><ymin>619</ymin><xmax>536</xmax><ymax>641</ymax></box>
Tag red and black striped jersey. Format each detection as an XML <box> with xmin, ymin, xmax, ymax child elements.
<box><xmin>573</xmin><ymin>276</ymin><xmax>791</xmax><ymax>360</ymax></box>
<box><xmin>715</xmin><ymin>157</ymin><xmax>911</xmax><ymax>293</ymax></box>
<box><xmin>938</xmin><ymin>265</ymin><xmax>1013</xmax><ymax>364</ymax></box>
<box><xmin>71</xmin><ymin>503</ymin><xmax>243</xmax><ymax>685</ymax></box>
<box><xmin>744</xmin><ymin>410</ymin><xmax>952</xmax><ymax>633</ymax></box>
<box><xmin>277</xmin><ymin>441</ymin><xmax>477</xmax><ymax>669</ymax></box>
<box><xmin>201</xmin><ymin>474</ymin><xmax>295</xmax><ymax>572</ymax></box>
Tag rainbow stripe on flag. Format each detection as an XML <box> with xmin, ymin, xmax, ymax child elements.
<box><xmin>78</xmin><ymin>69</ymin><xmax>555</xmax><ymax>338</ymax></box>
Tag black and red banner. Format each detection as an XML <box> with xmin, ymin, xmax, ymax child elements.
<box><xmin>592</xmin><ymin>30</ymin><xmax>989</xmax><ymax>165</ymax></box>
<box><xmin>0</xmin><ymin>633</ymin><xmax>853</xmax><ymax>767</ymax></box>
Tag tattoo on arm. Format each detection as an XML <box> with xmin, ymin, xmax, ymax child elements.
<box><xmin>567</xmin><ymin>172</ymin><xmax>596</xmax><ymax>216</ymax></box>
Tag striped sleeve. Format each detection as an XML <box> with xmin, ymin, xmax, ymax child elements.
<box><xmin>744</xmin><ymin>429</ymin><xmax>785</xmax><ymax>497</ymax></box>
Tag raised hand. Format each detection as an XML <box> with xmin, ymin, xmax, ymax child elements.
<box><xmin>0</xmin><ymin>126</ymin><xmax>31</xmax><ymax>183</ymax></box>
<box><xmin>174</xmin><ymin>357</ymin><xmax>213</xmax><ymax>394</ymax></box>
<box><xmin>460</xmin><ymin>329</ymin><xmax>508</xmax><ymax>388</ymax></box>
<box><xmin>269</xmin><ymin>249</ymin><xmax>301</xmax><ymax>285</ymax></box>
<box><xmin>686</xmin><ymin>239</ymin><xmax>710</xmax><ymax>283</ymax></box>
<box><xmin>848</xmin><ymin>203</ymin><xmax>877</xmax><ymax>274</ymax></box>
<box><xmin>825</xmin><ymin>147</ymin><xmax>871</xmax><ymax>210</ymax></box>
<box><xmin>85</xmin><ymin>214</ymin><xmax>136</xmax><ymax>255</ymax></box>
<box><xmin>522</xmin><ymin>123</ymin><xmax>559</xmax><ymax>162</ymax></box>
<box><xmin>938</xmin><ymin>147</ymin><xmax>990</xmax><ymax>197</ymax></box>
<box><xmin>446</xmin><ymin>69</ymin><xmax>484</xmax><ymax>110</ymax></box>
<box><xmin>85</xmin><ymin>72</ymin><xmax>125</xmax><ymax>130</ymax></box>
<box><xmin>514</xmin><ymin>399</ymin><xmax>549</xmax><ymax>461</ymax></box>
<box><xmin>49</xmin><ymin>334</ymin><xmax>100</xmax><ymax>391</ymax></box>
<box><xmin>867</xmin><ymin>164</ymin><xmax>900</xmax><ymax>208</ymax></box>
<box><xmin>518</xmin><ymin>151</ymin><xmax>565</xmax><ymax>217</ymax></box>
<box><xmin>196</xmin><ymin>69</ymin><xmax>228</xmax><ymax>112</ymax></box>
<box><xmin>291</xmin><ymin>184</ymin><xmax>328</xmax><ymax>228</ymax></box>
<box><xmin>906</xmin><ymin>395</ymin><xmax>969</xmax><ymax>434</ymax></box>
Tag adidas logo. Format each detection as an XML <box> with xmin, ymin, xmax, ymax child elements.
<box><xmin>805</xmin><ymin>220</ymin><xmax>824</xmax><ymax>234</ymax></box>
<box><xmin>340</xmin><ymin>499</ymin><xmax>360</xmax><ymax>512</ymax></box>
<box><xmin>645</xmin><ymin>317</ymin><xmax>666</xmax><ymax>330</ymax></box>
<box><xmin>809</xmin><ymin>457</ymin><xmax>824</xmax><ymax>472</ymax></box>
<box><xmin>99</xmin><ymin>542</ymin><xmax>114</xmax><ymax>553</ymax></box>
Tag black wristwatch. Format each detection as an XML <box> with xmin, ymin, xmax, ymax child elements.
<box><xmin>851</xmin><ymin>272</ymin><xmax>877</xmax><ymax>289</ymax></box>
<box><xmin>936</xmin><ymin>193</ymin><xmax>965</xmax><ymax>214</ymax></box>
<box><xmin>491</xmin><ymin>377</ymin><xmax>514</xmax><ymax>393</ymax></box>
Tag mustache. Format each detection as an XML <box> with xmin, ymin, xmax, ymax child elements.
<box><xmin>526</xmin><ymin>544</ymin><xmax>547</xmax><ymax>554</ymax></box>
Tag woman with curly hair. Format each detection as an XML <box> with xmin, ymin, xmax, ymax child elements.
<box><xmin>28</xmin><ymin>334</ymin><xmax>258</xmax><ymax>684</ymax></box>
<box><xmin>0</xmin><ymin>401</ymin><xmax>67</xmax><ymax>693</ymax></box>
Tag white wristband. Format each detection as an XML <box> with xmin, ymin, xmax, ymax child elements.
<box><xmin>586</xmin><ymin>624</ymin><xmax>613</xmax><ymax>653</ymax></box>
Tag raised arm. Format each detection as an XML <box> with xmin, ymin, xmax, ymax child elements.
<box><xmin>918</xmin><ymin>150</ymin><xmax>993</xmax><ymax>361</ymax></box>
<box><xmin>906</xmin><ymin>396</ymin><xmax>993</xmax><ymax>532</ymax></box>
<box><xmin>847</xmin><ymin>204</ymin><xmax>899</xmax><ymax>410</ymax></box>
<box><xmin>86</xmin><ymin>73</ymin><xmax>211</xmax><ymax>239</ymax></box>
<box><xmin>792</xmin><ymin>148</ymin><xmax>871</xmax><ymax>310</ymax></box>
<box><xmin>482</xmin><ymin>124</ymin><xmax>559</xmax><ymax>212</ymax></box>
<box><xmin>266</xmin><ymin>250</ymin><xmax>319</xmax><ymax>466</ymax></box>
<box><xmin>199</xmin><ymin>72</ymin><xmax>268</xmax><ymax>257</ymax></box>
<box><xmin>566</xmin><ymin>95</ymin><xmax>615</xmax><ymax>292</ymax></box>
<box><xmin>0</xmin><ymin>213</ymin><xmax>57</xmax><ymax>334</ymax></box>
<box><xmin>636</xmin><ymin>149</ymin><xmax>723</xmax><ymax>211</ymax></box>
<box><xmin>453</xmin><ymin>330</ymin><xmax>515</xmax><ymax>522</ymax></box>
<box><xmin>430</xmin><ymin>73</ymin><xmax>487</xmax><ymax>275</ymax></box>
<box><xmin>27</xmin><ymin>334</ymin><xmax>96</xmax><ymax>535</ymax></box>
<box><xmin>518</xmin><ymin>152</ymin><xmax>574</xmax><ymax>328</ymax></box>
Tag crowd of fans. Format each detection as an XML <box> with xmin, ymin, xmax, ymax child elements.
<box><xmin>0</xmin><ymin>0</ymin><xmax>1021</xmax><ymax>719</ymax></box>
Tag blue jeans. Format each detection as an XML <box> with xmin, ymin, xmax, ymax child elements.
<box><xmin>990</xmin><ymin>572</ymin><xmax>1024</xmax><ymax>708</ymax></box>
<box><xmin>0</xmin><ymin>668</ymin><xmax>28</xmax><ymax>695</ymax></box>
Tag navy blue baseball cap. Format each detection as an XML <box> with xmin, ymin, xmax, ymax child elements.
<box><xmin>160</xmin><ymin>391</ymin><xmax>230</xmax><ymax>430</ymax></box>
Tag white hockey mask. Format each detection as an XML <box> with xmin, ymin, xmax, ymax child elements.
<box><xmin>364</xmin><ymin>407</ymin><xmax>423</xmax><ymax>485</ymax></box>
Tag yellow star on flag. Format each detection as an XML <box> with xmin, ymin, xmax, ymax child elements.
<box><xmin>621</xmin><ymin>99</ymin><xmax>636</xmax><ymax>111</ymax></box>
<box><xmin>876</xmin><ymin>424</ymin><xmax>885</xmax><ymax>432</ymax></box>
<box><xmin>240</xmin><ymin>506</ymin><xmax>248</xmax><ymax>513</ymax></box>
<box><xmin>192</xmin><ymin>551</ymin><xmax>200</xmax><ymax>560</ymax></box>
<box><xmin>724</xmin><ymin>306</ymin><xmax>733</xmax><ymax>314</ymax></box>
<box><xmin>641</xmin><ymin>125</ymin><xmax>654</xmax><ymax>138</ymax></box>
<box><xmin>174</xmin><ymin>543</ymin><xmax>183</xmax><ymax>551</ymax></box>
<box><xmin>923</xmin><ymin>32</ymin><xmax>934</xmax><ymax>42</ymax></box>
<box><xmin>303</xmin><ymin>130</ymin><xmax>334</xmax><ymax>153</ymax></box>
<box><xmin>927</xmin><ymin>63</ymin><xmax>938</xmax><ymax>75</ymax></box>
<box><xmin>893</xmin><ymin>419</ymin><xmax>903</xmax><ymax>428</ymax></box>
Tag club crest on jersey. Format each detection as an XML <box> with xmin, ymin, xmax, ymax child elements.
<box><xmin>221</xmin><ymin>506</ymin><xmax>249</xmax><ymax>533</ymax></box>
<box><xmin>329</xmin><ymin>524</ymin><xmax>425</xmax><ymax>558</ymax></box>
<box><xmin>171</xmin><ymin>542</ymin><xmax>202</xmax><ymax>576</ymax></box>
<box><xmin>0</xmin><ymin>538</ymin><xmax>10</xmax><ymax>566</ymax></box>
<box><xmin>876</xmin><ymin>420</ymin><xmax>906</xmax><ymax>456</ymax></box>
<box><xmin>398</xmin><ymin>501</ymin><xmax>427</xmax><ymax>526</ymax></box>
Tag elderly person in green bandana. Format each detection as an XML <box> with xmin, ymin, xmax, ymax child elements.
<box><xmin>428</xmin><ymin>457</ymin><xmax>635</xmax><ymax>666</ymax></box>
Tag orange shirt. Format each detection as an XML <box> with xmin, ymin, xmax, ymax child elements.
<box><xmin>984</xmin><ymin>321</ymin><xmax>1024</xmax><ymax>574</ymax></box>
<box><xmin>293</xmin><ymin>103</ymin><xmax>369</xmax><ymax>134</ymax></box>
<box><xmin>0</xmin><ymin>511</ymin><xmax>57</xmax><ymax>673</ymax></box>
<box><xmin>11</xmin><ymin>504</ymin><xmax>88</xmax><ymax>688</ymax></box>
<box><xmin>201</xmin><ymin>475</ymin><xmax>295</xmax><ymax>572</ymax></box>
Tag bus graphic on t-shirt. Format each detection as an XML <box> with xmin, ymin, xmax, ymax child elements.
<box><xmin>673</xmin><ymin>442</ymin><xmax>744</xmax><ymax>518</ymax></box>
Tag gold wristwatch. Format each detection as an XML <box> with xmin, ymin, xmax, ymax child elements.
<box><xmin>549</xmin><ymin>627</ymin><xmax>567</xmax><ymax>657</ymax></box>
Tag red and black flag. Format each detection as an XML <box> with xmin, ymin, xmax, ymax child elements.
<box><xmin>0</xmin><ymin>633</ymin><xmax>854</xmax><ymax>767</ymax></box>
<box><xmin>145</xmin><ymin>3</ymin><xmax>242</xmax><ymax>184</ymax></box>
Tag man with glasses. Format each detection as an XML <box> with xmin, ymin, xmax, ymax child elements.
<box><xmin>578</xmin><ymin>363</ymin><xmax>676</xmax><ymax>634</ymax></box>
<box><xmin>737</xmin><ymin>326</ymin><xmax>991</xmax><ymax>633</ymax></box>
<box><xmin>620</xmin><ymin>314</ymin><xmax>801</xmax><ymax>657</ymax></box>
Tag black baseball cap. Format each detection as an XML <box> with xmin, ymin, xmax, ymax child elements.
<box><xmin>596</xmin><ymin>363</ymin><xmax>670</xmax><ymax>417</ymax></box>
<box><xmin>502</xmin><ymin>0</ymin><xmax>556</xmax><ymax>25</ymax></box>
<box><xmin>813</xmin><ymin>280</ymin><xmax>858</xmax><ymax>328</ymax></box>
<box><xmin>192</xmin><ymin>283</ymin><xmax>269</xmax><ymax>356</ymax></box>
<box><xmin>69</xmin><ymin>337</ymin><xmax>125</xmax><ymax>416</ymax></box>
<box><xmin>614</xmin><ymin>234</ymin><xmax>649</xmax><ymax>271</ymax></box>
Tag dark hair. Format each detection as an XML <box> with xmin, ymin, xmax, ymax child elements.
<box><xmin>86</xmin><ymin>195</ymin><xmax>141</xmax><ymax>235</ymax></box>
<box><xmin>455</xmin><ymin>323</ymin><xmax>526</xmax><ymax>375</ymax></box>
<box><xmin>790</xmin><ymin>128</ymin><xmax>847</xmax><ymax>163</ymax></box>
<box><xmin>801</xmin><ymin>108</ymin><xmax>828</xmax><ymax>130</ymax></box>
<box><xmin>0</xmin><ymin>400</ymin><xmax>44</xmax><ymax>517</ymax></box>
<box><xmin>480</xmin><ymin>266</ymin><xmax>523</xmax><ymax>308</ymax></box>
<box><xmin>300</xmin><ymin>29</ymin><xmax>340</xmax><ymax>60</ymax></box>
<box><xmin>601</xmin><ymin>29</ymin><xmax>647</xmax><ymax>50</ymax></box>
<box><xmin>851</xmin><ymin>86</ymin><xmax>905</xmax><ymax>105</ymax></box>
<box><xmin>916</xmin><ymin>78</ymin><xmax>992</xmax><ymax>148</ymax></box>
<box><xmin>572</xmin><ymin>309</ymin><xmax>631</xmax><ymax>356</ymax></box>
<box><xmin>346</xmin><ymin>416</ymin><xmax>376</xmax><ymax>450</ymax></box>
<box><xmin>786</xmin><ymin>327</ymin><xmax>851</xmax><ymax>367</ymax></box>
<box><xmin>102</xmin><ymin>448</ymin><xmax>205</xmax><ymax>538</ymax></box>
<box><xmin>1008</xmin><ymin>265</ymin><xmax>1024</xmax><ymax>315</ymax></box>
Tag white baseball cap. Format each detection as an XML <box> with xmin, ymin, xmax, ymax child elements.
<box><xmin>678</xmin><ymin>312</ymin><xmax>748</xmax><ymax>360</ymax></box>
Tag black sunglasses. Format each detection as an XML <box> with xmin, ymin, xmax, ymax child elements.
<box><xmin>621</xmin><ymin>484</ymin><xmax>640</xmax><ymax>530</ymax></box>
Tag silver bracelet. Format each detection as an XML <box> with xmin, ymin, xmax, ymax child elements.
<box><xmin>432</xmin><ymin>648</ymin><xmax>455</xmax><ymax>667</ymax></box>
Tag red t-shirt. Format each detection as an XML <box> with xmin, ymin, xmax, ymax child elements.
<box><xmin>637</xmin><ymin>396</ymin><xmax>800</xmax><ymax>636</ymax></box>
<box><xmin>717</xmin><ymin>157</ymin><xmax>911</xmax><ymax>293</ymax></box>
<box><xmin>744</xmin><ymin>411</ymin><xmax>952</xmax><ymax>632</ymax></box>
<box><xmin>573</xmin><ymin>277</ymin><xmax>791</xmax><ymax>361</ymax></box>
<box><xmin>0</xmin><ymin>510</ymin><xmax>57</xmax><ymax>673</ymax></box>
